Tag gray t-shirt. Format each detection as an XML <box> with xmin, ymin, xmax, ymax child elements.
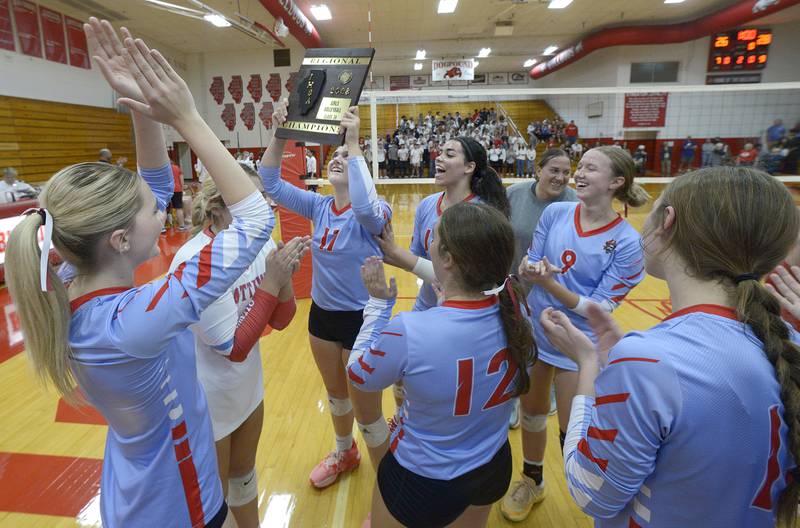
<box><xmin>506</xmin><ymin>181</ymin><xmax>578</xmax><ymax>274</ymax></box>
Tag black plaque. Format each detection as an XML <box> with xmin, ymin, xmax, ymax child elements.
<box><xmin>275</xmin><ymin>47</ymin><xmax>375</xmax><ymax>145</ymax></box>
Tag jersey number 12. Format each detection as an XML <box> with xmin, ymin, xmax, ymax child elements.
<box><xmin>454</xmin><ymin>348</ymin><xmax>518</xmax><ymax>416</ymax></box>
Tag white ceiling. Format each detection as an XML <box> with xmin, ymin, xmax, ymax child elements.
<box><xmin>35</xmin><ymin>0</ymin><xmax>800</xmax><ymax>74</ymax></box>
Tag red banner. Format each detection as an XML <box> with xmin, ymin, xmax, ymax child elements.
<box><xmin>256</xmin><ymin>0</ymin><xmax>322</xmax><ymax>49</ymax></box>
<box><xmin>228</xmin><ymin>74</ymin><xmax>243</xmax><ymax>103</ymax></box>
<box><xmin>247</xmin><ymin>74</ymin><xmax>263</xmax><ymax>102</ymax></box>
<box><xmin>221</xmin><ymin>103</ymin><xmax>236</xmax><ymax>131</ymax></box>
<box><xmin>240</xmin><ymin>102</ymin><xmax>255</xmax><ymax>130</ymax></box>
<box><xmin>623</xmin><ymin>93</ymin><xmax>669</xmax><ymax>128</ymax></box>
<box><xmin>259</xmin><ymin>102</ymin><xmax>274</xmax><ymax>129</ymax></box>
<box><xmin>0</xmin><ymin>0</ymin><xmax>14</xmax><ymax>51</ymax></box>
<box><xmin>266</xmin><ymin>73</ymin><xmax>281</xmax><ymax>101</ymax></box>
<box><xmin>277</xmin><ymin>143</ymin><xmax>312</xmax><ymax>298</ymax></box>
<box><xmin>39</xmin><ymin>6</ymin><xmax>66</xmax><ymax>64</ymax></box>
<box><xmin>13</xmin><ymin>0</ymin><xmax>41</xmax><ymax>58</ymax></box>
<box><xmin>390</xmin><ymin>75</ymin><xmax>410</xmax><ymax>91</ymax></box>
<box><xmin>64</xmin><ymin>16</ymin><xmax>90</xmax><ymax>68</ymax></box>
<box><xmin>209</xmin><ymin>76</ymin><xmax>224</xmax><ymax>104</ymax></box>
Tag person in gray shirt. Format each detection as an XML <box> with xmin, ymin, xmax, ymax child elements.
<box><xmin>505</xmin><ymin>148</ymin><xmax>577</xmax><ymax>431</ymax></box>
<box><xmin>507</xmin><ymin>148</ymin><xmax>578</xmax><ymax>278</ymax></box>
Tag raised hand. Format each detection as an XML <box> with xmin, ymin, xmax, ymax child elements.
<box><xmin>272</xmin><ymin>98</ymin><xmax>289</xmax><ymax>129</ymax></box>
<box><xmin>341</xmin><ymin>106</ymin><xmax>360</xmax><ymax>145</ymax></box>
<box><xmin>539</xmin><ymin>307</ymin><xmax>597</xmax><ymax>367</ymax></box>
<box><xmin>84</xmin><ymin>18</ymin><xmax>142</xmax><ymax>101</ymax></box>
<box><xmin>115</xmin><ymin>37</ymin><xmax>197</xmax><ymax>129</ymax></box>
<box><xmin>766</xmin><ymin>264</ymin><xmax>800</xmax><ymax>321</ymax></box>
<box><xmin>361</xmin><ymin>256</ymin><xmax>397</xmax><ymax>300</ymax></box>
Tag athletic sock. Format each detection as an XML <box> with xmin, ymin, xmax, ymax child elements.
<box><xmin>523</xmin><ymin>460</ymin><xmax>544</xmax><ymax>485</ymax></box>
<box><xmin>335</xmin><ymin>433</ymin><xmax>353</xmax><ymax>452</ymax></box>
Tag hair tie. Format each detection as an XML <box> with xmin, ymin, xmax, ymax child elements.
<box><xmin>734</xmin><ymin>273</ymin><xmax>758</xmax><ymax>284</ymax></box>
<box><xmin>23</xmin><ymin>207</ymin><xmax>54</xmax><ymax>292</ymax></box>
<box><xmin>482</xmin><ymin>277</ymin><xmax>509</xmax><ymax>296</ymax></box>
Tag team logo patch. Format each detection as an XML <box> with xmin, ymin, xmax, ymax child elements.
<box><xmin>603</xmin><ymin>239</ymin><xmax>617</xmax><ymax>254</ymax></box>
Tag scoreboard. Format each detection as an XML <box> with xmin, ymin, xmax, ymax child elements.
<box><xmin>708</xmin><ymin>28</ymin><xmax>772</xmax><ymax>72</ymax></box>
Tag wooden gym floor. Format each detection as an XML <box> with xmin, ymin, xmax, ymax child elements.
<box><xmin>0</xmin><ymin>183</ymin><xmax>672</xmax><ymax>527</ymax></box>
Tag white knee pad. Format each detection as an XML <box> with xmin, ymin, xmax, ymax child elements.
<box><xmin>357</xmin><ymin>417</ymin><xmax>390</xmax><ymax>448</ymax></box>
<box><xmin>328</xmin><ymin>395</ymin><xmax>352</xmax><ymax>416</ymax></box>
<box><xmin>393</xmin><ymin>383</ymin><xmax>405</xmax><ymax>400</ymax></box>
<box><xmin>521</xmin><ymin>413</ymin><xmax>548</xmax><ymax>433</ymax></box>
<box><xmin>227</xmin><ymin>467</ymin><xmax>257</xmax><ymax>507</ymax></box>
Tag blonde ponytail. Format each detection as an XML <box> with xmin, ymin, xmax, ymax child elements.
<box><xmin>192</xmin><ymin>169</ymin><xmax>263</xmax><ymax>235</ymax></box>
<box><xmin>624</xmin><ymin>182</ymin><xmax>650</xmax><ymax>207</ymax></box>
<box><xmin>6</xmin><ymin>213</ymin><xmax>76</xmax><ymax>402</ymax></box>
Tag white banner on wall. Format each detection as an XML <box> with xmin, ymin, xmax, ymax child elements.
<box><xmin>432</xmin><ymin>59</ymin><xmax>475</xmax><ymax>81</ymax></box>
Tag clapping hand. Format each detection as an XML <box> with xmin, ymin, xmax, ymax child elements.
<box><xmin>361</xmin><ymin>256</ymin><xmax>397</xmax><ymax>300</ymax></box>
<box><xmin>765</xmin><ymin>264</ymin><xmax>800</xmax><ymax>321</ymax></box>
<box><xmin>519</xmin><ymin>256</ymin><xmax>560</xmax><ymax>285</ymax></box>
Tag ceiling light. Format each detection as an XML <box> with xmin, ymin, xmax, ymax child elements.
<box><xmin>204</xmin><ymin>14</ymin><xmax>231</xmax><ymax>27</ymax></box>
<box><xmin>437</xmin><ymin>0</ymin><xmax>458</xmax><ymax>14</ymax></box>
<box><xmin>310</xmin><ymin>4</ymin><xmax>332</xmax><ymax>20</ymax></box>
<box><xmin>548</xmin><ymin>0</ymin><xmax>573</xmax><ymax>8</ymax></box>
<box><xmin>414</xmin><ymin>62</ymin><xmax>423</xmax><ymax>70</ymax></box>
<box><xmin>664</xmin><ymin>0</ymin><xmax>686</xmax><ymax>3</ymax></box>
<box><xmin>543</xmin><ymin>45</ymin><xmax>558</xmax><ymax>55</ymax></box>
<box><xmin>473</xmin><ymin>61</ymin><xmax>479</xmax><ymax>68</ymax></box>
<box><xmin>523</xmin><ymin>58</ymin><xmax>537</xmax><ymax>68</ymax></box>
<box><xmin>478</xmin><ymin>47</ymin><xmax>491</xmax><ymax>58</ymax></box>
<box><xmin>415</xmin><ymin>50</ymin><xmax>426</xmax><ymax>60</ymax></box>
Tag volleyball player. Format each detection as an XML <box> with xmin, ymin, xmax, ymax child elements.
<box><xmin>501</xmin><ymin>146</ymin><xmax>649</xmax><ymax>522</ymax></box>
<box><xmin>259</xmin><ymin>101</ymin><xmax>391</xmax><ymax>488</ymax></box>
<box><xmin>348</xmin><ymin>203</ymin><xmax>536</xmax><ymax>528</ymax></box>
<box><xmin>170</xmin><ymin>168</ymin><xmax>310</xmax><ymax>527</ymax></box>
<box><xmin>542</xmin><ymin>166</ymin><xmax>799</xmax><ymax>526</ymax></box>
<box><xmin>6</xmin><ymin>22</ymin><xmax>269</xmax><ymax>527</ymax></box>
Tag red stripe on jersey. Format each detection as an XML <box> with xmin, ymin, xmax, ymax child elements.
<box><xmin>611</xmin><ymin>283</ymin><xmax>627</xmax><ymax>291</ymax></box>
<box><xmin>578</xmin><ymin>438</ymin><xmax>608</xmax><ymax>471</ymax></box>
<box><xmin>358</xmin><ymin>356</ymin><xmax>375</xmax><ymax>374</ymax></box>
<box><xmin>172</xmin><ymin>262</ymin><xmax>189</xmax><ymax>299</ymax></box>
<box><xmin>664</xmin><ymin>304</ymin><xmax>737</xmax><ymax>322</ymax></box>
<box><xmin>442</xmin><ymin>297</ymin><xmax>498</xmax><ymax>310</ymax></box>
<box><xmin>174</xmin><ymin>438</ymin><xmax>191</xmax><ymax>461</ymax></box>
<box><xmin>146</xmin><ymin>279</ymin><xmax>171</xmax><ymax>312</ymax></box>
<box><xmin>381</xmin><ymin>331</ymin><xmax>403</xmax><ymax>336</ymax></box>
<box><xmin>369</xmin><ymin>349</ymin><xmax>386</xmax><ymax>357</ymax></box>
<box><xmin>595</xmin><ymin>393</ymin><xmax>630</xmax><ymax>406</ymax></box>
<box><xmin>196</xmin><ymin>241</ymin><xmax>214</xmax><ymax>289</ymax></box>
<box><xmin>436</xmin><ymin>192</ymin><xmax>477</xmax><ymax>216</ymax></box>
<box><xmin>608</xmin><ymin>357</ymin><xmax>660</xmax><ymax>365</ymax></box>
<box><xmin>629</xmin><ymin>518</ymin><xmax>642</xmax><ymax>528</ymax></box>
<box><xmin>171</xmin><ymin>421</ymin><xmax>188</xmax><ymax>441</ymax></box>
<box><xmin>424</xmin><ymin>229</ymin><xmax>431</xmax><ymax>252</ymax></box>
<box><xmin>331</xmin><ymin>201</ymin><xmax>352</xmax><ymax>215</ymax></box>
<box><xmin>752</xmin><ymin>405</ymin><xmax>782</xmax><ymax>510</ymax></box>
<box><xmin>177</xmin><ymin>455</ymin><xmax>205</xmax><ymax>527</ymax></box>
<box><xmin>70</xmin><ymin>287</ymin><xmax>129</xmax><ymax>312</ymax></box>
<box><xmin>574</xmin><ymin>204</ymin><xmax>623</xmax><ymax>237</ymax></box>
<box><xmin>611</xmin><ymin>294</ymin><xmax>627</xmax><ymax>303</ymax></box>
<box><xmin>389</xmin><ymin>428</ymin><xmax>405</xmax><ymax>453</ymax></box>
<box><xmin>588</xmin><ymin>426</ymin><xmax>619</xmax><ymax>442</ymax></box>
<box><xmin>626</xmin><ymin>268</ymin><xmax>644</xmax><ymax>280</ymax></box>
<box><xmin>347</xmin><ymin>367</ymin><xmax>365</xmax><ymax>385</ymax></box>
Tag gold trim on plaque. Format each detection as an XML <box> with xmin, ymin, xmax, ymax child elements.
<box><xmin>338</xmin><ymin>71</ymin><xmax>353</xmax><ymax>84</ymax></box>
<box><xmin>279</xmin><ymin>121</ymin><xmax>341</xmax><ymax>134</ymax></box>
<box><xmin>315</xmin><ymin>97</ymin><xmax>351</xmax><ymax>121</ymax></box>
<box><xmin>302</xmin><ymin>57</ymin><xmax>372</xmax><ymax>66</ymax></box>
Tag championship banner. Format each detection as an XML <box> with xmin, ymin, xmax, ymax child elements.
<box><xmin>65</xmin><ymin>15</ymin><xmax>90</xmax><ymax>68</ymax></box>
<box><xmin>266</xmin><ymin>73</ymin><xmax>282</xmax><ymax>101</ymax></box>
<box><xmin>0</xmin><ymin>0</ymin><xmax>15</xmax><ymax>52</ymax></box>
<box><xmin>623</xmin><ymin>93</ymin><xmax>669</xmax><ymax>128</ymax></box>
<box><xmin>13</xmin><ymin>0</ymin><xmax>41</xmax><ymax>58</ymax></box>
<box><xmin>39</xmin><ymin>6</ymin><xmax>66</xmax><ymax>64</ymax></box>
<box><xmin>209</xmin><ymin>76</ymin><xmax>224</xmax><ymax>104</ymax></box>
<box><xmin>275</xmin><ymin>47</ymin><xmax>375</xmax><ymax>145</ymax></box>
<box><xmin>248</xmin><ymin>74</ymin><xmax>263</xmax><ymax>102</ymax></box>
<box><xmin>228</xmin><ymin>75</ymin><xmax>243</xmax><ymax>103</ymax></box>
<box><xmin>432</xmin><ymin>59</ymin><xmax>475</xmax><ymax>81</ymax></box>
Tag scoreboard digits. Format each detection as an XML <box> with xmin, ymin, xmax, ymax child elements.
<box><xmin>708</xmin><ymin>28</ymin><xmax>772</xmax><ymax>72</ymax></box>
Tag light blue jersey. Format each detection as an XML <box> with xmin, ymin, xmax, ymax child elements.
<box><xmin>259</xmin><ymin>156</ymin><xmax>390</xmax><ymax>311</ymax></box>
<box><xmin>527</xmin><ymin>202</ymin><xmax>644</xmax><ymax>371</ymax></box>
<box><xmin>409</xmin><ymin>191</ymin><xmax>479</xmax><ymax>311</ymax></box>
<box><xmin>564</xmin><ymin>305</ymin><xmax>797</xmax><ymax>527</ymax></box>
<box><xmin>68</xmin><ymin>164</ymin><xmax>273</xmax><ymax>527</ymax></box>
<box><xmin>347</xmin><ymin>296</ymin><xmax>515</xmax><ymax>479</ymax></box>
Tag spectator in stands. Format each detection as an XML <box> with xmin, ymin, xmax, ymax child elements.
<box><xmin>99</xmin><ymin>148</ymin><xmax>113</xmax><ymax>163</ymax></box>
<box><xmin>377</xmin><ymin>138</ymin><xmax>387</xmax><ymax>178</ymax></box>
<box><xmin>489</xmin><ymin>143</ymin><xmax>502</xmax><ymax>174</ymax></box>
<box><xmin>711</xmin><ymin>140</ymin><xmax>727</xmax><ymax>167</ymax></box>
<box><xmin>677</xmin><ymin>136</ymin><xmax>696</xmax><ymax>173</ymax></box>
<box><xmin>767</xmin><ymin>119</ymin><xmax>786</xmax><ymax>148</ymax></box>
<box><xmin>397</xmin><ymin>143</ymin><xmax>409</xmax><ymax>178</ymax></box>
<box><xmin>505</xmin><ymin>141</ymin><xmax>516</xmax><ymax>178</ymax></box>
<box><xmin>570</xmin><ymin>140</ymin><xmax>583</xmax><ymax>162</ymax></box>
<box><xmin>564</xmin><ymin>120</ymin><xmax>579</xmax><ymax>145</ymax></box>
<box><xmin>527</xmin><ymin>122</ymin><xmax>537</xmax><ymax>145</ymax></box>
<box><xmin>304</xmin><ymin>149</ymin><xmax>317</xmax><ymax>180</ymax></box>
<box><xmin>737</xmin><ymin>142</ymin><xmax>758</xmax><ymax>166</ymax></box>
<box><xmin>633</xmin><ymin>145</ymin><xmax>648</xmax><ymax>176</ymax></box>
<box><xmin>410</xmin><ymin>141</ymin><xmax>424</xmax><ymax>177</ymax></box>
<box><xmin>660</xmin><ymin>143</ymin><xmax>672</xmax><ymax>177</ymax></box>
<box><xmin>0</xmin><ymin>167</ymin><xmax>37</xmax><ymax>203</ymax></box>
<box><xmin>168</xmin><ymin>161</ymin><xmax>189</xmax><ymax>231</ymax></box>
<box><xmin>515</xmin><ymin>141</ymin><xmax>526</xmax><ymax>178</ymax></box>
<box><xmin>784</xmin><ymin>131</ymin><xmax>799</xmax><ymax>174</ymax></box>
<box><xmin>388</xmin><ymin>141</ymin><xmax>399</xmax><ymax>178</ymax></box>
<box><xmin>525</xmin><ymin>143</ymin><xmax>537</xmax><ymax>178</ymax></box>
<box><xmin>701</xmin><ymin>138</ymin><xmax>714</xmax><ymax>167</ymax></box>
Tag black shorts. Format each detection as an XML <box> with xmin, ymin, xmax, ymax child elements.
<box><xmin>205</xmin><ymin>501</ymin><xmax>228</xmax><ymax>528</ymax></box>
<box><xmin>170</xmin><ymin>191</ymin><xmax>184</xmax><ymax>209</ymax></box>
<box><xmin>377</xmin><ymin>440</ymin><xmax>512</xmax><ymax>527</ymax></box>
<box><xmin>308</xmin><ymin>300</ymin><xmax>364</xmax><ymax>350</ymax></box>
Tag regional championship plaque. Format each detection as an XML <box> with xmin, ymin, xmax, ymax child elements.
<box><xmin>275</xmin><ymin>48</ymin><xmax>375</xmax><ymax>145</ymax></box>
